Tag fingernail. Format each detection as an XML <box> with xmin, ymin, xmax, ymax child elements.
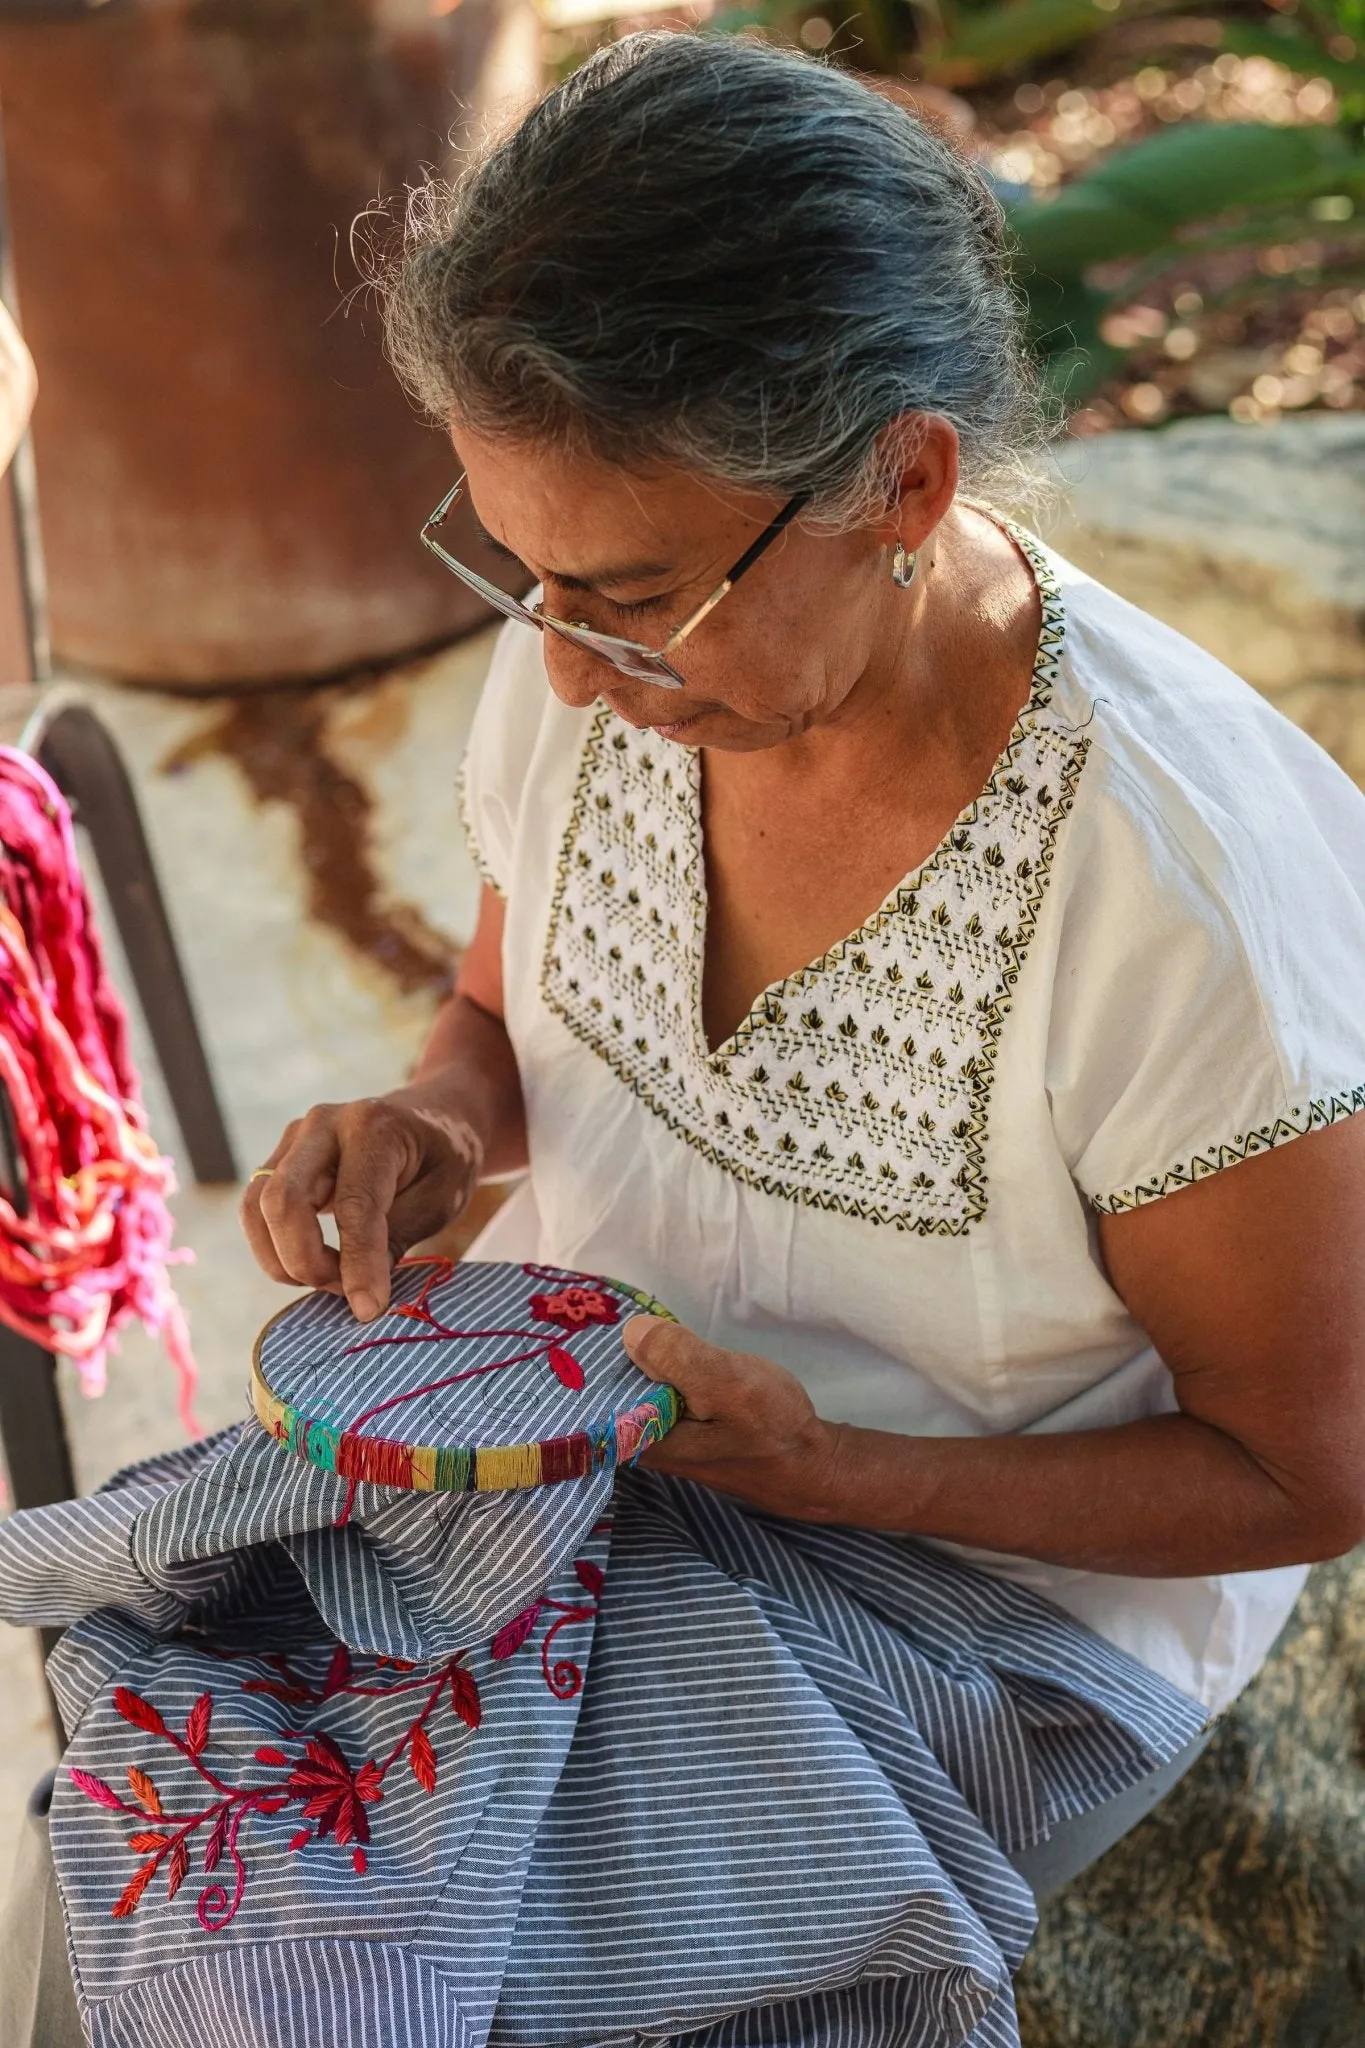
<box><xmin>352</xmin><ymin>1290</ymin><xmax>379</xmax><ymax>1323</ymax></box>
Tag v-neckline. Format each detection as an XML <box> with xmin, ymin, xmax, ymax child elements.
<box><xmin>686</xmin><ymin>516</ymin><xmax>1063</xmax><ymax>1064</ymax></box>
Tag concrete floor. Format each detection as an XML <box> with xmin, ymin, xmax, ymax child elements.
<box><xmin>0</xmin><ymin>625</ymin><xmax>496</xmax><ymax>1863</ymax></box>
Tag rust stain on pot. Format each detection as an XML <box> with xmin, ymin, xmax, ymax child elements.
<box><xmin>165</xmin><ymin>689</ymin><xmax>459</xmax><ymax>997</ymax></box>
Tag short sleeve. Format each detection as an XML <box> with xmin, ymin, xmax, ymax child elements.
<box><xmin>1046</xmin><ymin>741</ymin><xmax>1365</xmax><ymax>1213</ymax></box>
<box><xmin>457</xmin><ymin>615</ymin><xmax>549</xmax><ymax>900</ymax></box>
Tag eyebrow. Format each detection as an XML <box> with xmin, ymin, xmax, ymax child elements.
<box><xmin>471</xmin><ymin>512</ymin><xmax>675</xmax><ymax>592</ymax></box>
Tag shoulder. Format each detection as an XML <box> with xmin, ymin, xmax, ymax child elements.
<box><xmin>459</xmin><ymin>614</ymin><xmax>595</xmax><ymax>895</ymax></box>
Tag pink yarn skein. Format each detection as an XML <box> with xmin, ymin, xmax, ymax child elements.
<box><xmin>0</xmin><ymin>746</ymin><xmax>198</xmax><ymax>1429</ymax></box>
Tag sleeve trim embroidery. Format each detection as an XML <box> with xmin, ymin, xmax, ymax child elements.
<box><xmin>457</xmin><ymin>758</ymin><xmax>507</xmax><ymax>901</ymax></box>
<box><xmin>1089</xmin><ymin>1086</ymin><xmax>1365</xmax><ymax>1213</ymax></box>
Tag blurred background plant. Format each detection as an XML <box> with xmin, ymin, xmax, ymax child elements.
<box><xmin>534</xmin><ymin>0</ymin><xmax>1365</xmax><ymax>434</ymax></box>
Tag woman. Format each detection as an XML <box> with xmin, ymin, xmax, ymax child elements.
<box><xmin>256</xmin><ymin>32</ymin><xmax>1365</xmax><ymax>1673</ymax></box>
<box><xmin>15</xmin><ymin>27</ymin><xmax>1359</xmax><ymax>2048</ymax></box>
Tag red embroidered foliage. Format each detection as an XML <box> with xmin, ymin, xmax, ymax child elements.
<box><xmin>166</xmin><ymin>1838</ymin><xmax>189</xmax><ymax>1901</ymax></box>
<box><xmin>184</xmin><ymin>1694</ymin><xmax>212</xmax><ymax>1758</ymax></box>
<box><xmin>409</xmin><ymin>1724</ymin><xmax>437</xmax><ymax>1794</ymax></box>
<box><xmin>449</xmin><ymin>1665</ymin><xmax>482</xmax><ymax>1731</ymax></box>
<box><xmin>69</xmin><ymin>1769</ymin><xmax>123</xmax><ymax>1812</ymax></box>
<box><xmin>490</xmin><ymin>1604</ymin><xmax>542</xmax><ymax>1661</ymax></box>
<box><xmin>547</xmin><ymin>1344</ymin><xmax>586</xmax><ymax>1391</ymax></box>
<box><xmin>529</xmin><ymin>1286</ymin><xmax>619</xmax><ymax>1332</ymax></box>
<box><xmin>287</xmin><ymin>1735</ymin><xmax>383</xmax><ymax>1847</ymax></box>
<box><xmin>113</xmin><ymin>1862</ymin><xmax>156</xmax><ymax>1920</ymax></box>
<box><xmin>575</xmin><ymin>1559</ymin><xmax>605</xmax><ymax>1599</ymax></box>
<box><xmin>114</xmin><ymin>1688</ymin><xmax>167</xmax><ymax>1739</ymax></box>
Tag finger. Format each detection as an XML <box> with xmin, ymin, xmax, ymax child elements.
<box><xmin>256</xmin><ymin>1112</ymin><xmax>346</xmax><ymax>1290</ymax></box>
<box><xmin>622</xmin><ymin>1316</ymin><xmax>732</xmax><ymax>1420</ymax></box>
<box><xmin>332</xmin><ymin>1124</ymin><xmax>414</xmax><ymax>1323</ymax></box>
<box><xmin>239</xmin><ymin>1122</ymin><xmax>302</xmax><ymax>1284</ymax></box>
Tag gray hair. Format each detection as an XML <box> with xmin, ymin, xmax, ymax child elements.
<box><xmin>381</xmin><ymin>32</ymin><xmax>1044</xmax><ymax>531</ymax></box>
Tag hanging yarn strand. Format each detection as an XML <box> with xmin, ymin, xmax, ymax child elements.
<box><xmin>0</xmin><ymin>747</ymin><xmax>198</xmax><ymax>1431</ymax></box>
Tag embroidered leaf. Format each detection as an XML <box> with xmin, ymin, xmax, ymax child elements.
<box><xmin>184</xmin><ymin>1693</ymin><xmax>212</xmax><ymax>1757</ymax></box>
<box><xmin>167</xmin><ymin>1839</ymin><xmax>190</xmax><ymax>1900</ymax></box>
<box><xmin>354</xmin><ymin>1762</ymin><xmax>384</xmax><ymax>1805</ymax></box>
<box><xmin>323</xmin><ymin>1643</ymin><xmax>352</xmax><ymax>1696</ymax></box>
<box><xmin>204</xmin><ymin>1811</ymin><xmax>228</xmax><ymax>1873</ymax></box>
<box><xmin>410</xmin><ymin>1724</ymin><xmax>437</xmax><ymax>1795</ymax></box>
<box><xmin>254</xmin><ymin>1747</ymin><xmax>289</xmax><ymax>1768</ymax></box>
<box><xmin>128</xmin><ymin>1832</ymin><xmax>170</xmax><ymax>1854</ymax></box>
<box><xmin>127</xmin><ymin>1768</ymin><xmax>163</xmax><ymax>1818</ymax></box>
<box><xmin>114</xmin><ymin>1688</ymin><xmax>167</xmax><ymax>1739</ymax></box>
<box><xmin>353</xmin><ymin>1848</ymin><xmax>368</xmax><ymax>1876</ymax></box>
<box><xmin>69</xmin><ymin>1768</ymin><xmax>123</xmax><ymax>1812</ymax></box>
<box><xmin>288</xmin><ymin>1829</ymin><xmax>311</xmax><ymax>1853</ymax></box>
<box><xmin>574</xmin><ymin>1558</ymin><xmax>605</xmax><ymax>1599</ymax></box>
<box><xmin>449</xmin><ymin>1666</ymin><xmax>482</xmax><ymax>1731</ymax></box>
<box><xmin>256</xmin><ymin>1795</ymin><xmax>290</xmax><ymax>1815</ymax></box>
<box><xmin>112</xmin><ymin>1861</ymin><xmax>156</xmax><ymax>1920</ymax></box>
<box><xmin>490</xmin><ymin>1605</ymin><xmax>541</xmax><ymax>1661</ymax></box>
<box><xmin>547</xmin><ymin>1345</ymin><xmax>585</xmax><ymax>1391</ymax></box>
<box><xmin>242</xmin><ymin>1679</ymin><xmax>311</xmax><ymax>1702</ymax></box>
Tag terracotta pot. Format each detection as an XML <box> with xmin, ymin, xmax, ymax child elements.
<box><xmin>0</xmin><ymin>0</ymin><xmax>537</xmax><ymax>686</ymax></box>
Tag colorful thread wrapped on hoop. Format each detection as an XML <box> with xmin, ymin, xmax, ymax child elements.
<box><xmin>0</xmin><ymin>748</ymin><xmax>197</xmax><ymax>1426</ymax></box>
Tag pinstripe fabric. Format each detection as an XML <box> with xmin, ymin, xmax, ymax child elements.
<box><xmin>0</xmin><ymin>1393</ymin><xmax>1204</xmax><ymax>2047</ymax></box>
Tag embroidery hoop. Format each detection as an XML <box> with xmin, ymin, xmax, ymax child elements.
<box><xmin>251</xmin><ymin>1257</ymin><xmax>681</xmax><ymax>1499</ymax></box>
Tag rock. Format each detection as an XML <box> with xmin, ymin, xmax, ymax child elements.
<box><xmin>1038</xmin><ymin>420</ymin><xmax>1365</xmax><ymax>761</ymax></box>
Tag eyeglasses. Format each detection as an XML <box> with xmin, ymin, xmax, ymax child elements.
<box><xmin>420</xmin><ymin>476</ymin><xmax>809</xmax><ymax>689</ymax></box>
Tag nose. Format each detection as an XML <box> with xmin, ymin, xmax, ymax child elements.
<box><xmin>541</xmin><ymin>635</ymin><xmax>605</xmax><ymax>711</ymax></box>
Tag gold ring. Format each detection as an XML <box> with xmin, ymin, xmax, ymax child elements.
<box><xmin>250</xmin><ymin>1167</ymin><xmax>275</xmax><ymax>1182</ymax></box>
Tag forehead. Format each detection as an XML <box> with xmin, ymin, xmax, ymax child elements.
<box><xmin>449</xmin><ymin>420</ymin><xmax>777</xmax><ymax>576</ymax></box>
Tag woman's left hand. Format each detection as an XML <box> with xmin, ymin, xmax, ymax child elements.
<box><xmin>623</xmin><ymin>1316</ymin><xmax>844</xmax><ymax>1520</ymax></box>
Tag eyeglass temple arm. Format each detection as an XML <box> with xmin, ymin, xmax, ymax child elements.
<box><xmin>662</xmin><ymin>492</ymin><xmax>810</xmax><ymax>654</ymax></box>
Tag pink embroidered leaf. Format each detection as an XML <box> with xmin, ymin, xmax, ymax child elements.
<box><xmin>204</xmin><ymin>1811</ymin><xmax>228</xmax><ymax>1873</ymax></box>
<box><xmin>127</xmin><ymin>1768</ymin><xmax>163</xmax><ymax>1818</ymax></box>
<box><xmin>128</xmin><ymin>1831</ymin><xmax>170</xmax><ymax>1854</ymax></box>
<box><xmin>288</xmin><ymin>1829</ymin><xmax>312</xmax><ymax>1853</ymax></box>
<box><xmin>449</xmin><ymin>1666</ymin><xmax>482</xmax><ymax>1731</ymax></box>
<box><xmin>410</xmin><ymin>1724</ymin><xmax>437</xmax><ymax>1795</ymax></box>
<box><xmin>254</xmin><ymin>1747</ymin><xmax>289</xmax><ymax>1768</ymax></box>
<box><xmin>184</xmin><ymin>1693</ymin><xmax>212</xmax><ymax>1757</ymax></box>
<box><xmin>112</xmin><ymin>1861</ymin><xmax>156</xmax><ymax>1920</ymax></box>
<box><xmin>167</xmin><ymin>1839</ymin><xmax>190</xmax><ymax>1901</ymax></box>
<box><xmin>574</xmin><ymin>1558</ymin><xmax>605</xmax><ymax>1599</ymax></box>
<box><xmin>323</xmin><ymin>1643</ymin><xmax>352</xmax><ymax>1696</ymax></box>
<box><xmin>113</xmin><ymin>1688</ymin><xmax>167</xmax><ymax>1739</ymax></box>
<box><xmin>353</xmin><ymin>1848</ymin><xmax>368</xmax><ymax>1876</ymax></box>
<box><xmin>547</xmin><ymin>1344</ymin><xmax>586</xmax><ymax>1391</ymax></box>
<box><xmin>69</xmin><ymin>1768</ymin><xmax>123</xmax><ymax>1812</ymax></box>
<box><xmin>490</xmin><ymin>1605</ymin><xmax>541</xmax><ymax>1661</ymax></box>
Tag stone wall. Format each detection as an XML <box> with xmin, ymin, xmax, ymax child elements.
<box><xmin>1038</xmin><ymin>414</ymin><xmax>1365</xmax><ymax>783</ymax></box>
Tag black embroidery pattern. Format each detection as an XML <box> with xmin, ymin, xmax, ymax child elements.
<box><xmin>540</xmin><ymin>527</ymin><xmax>1082</xmax><ymax>1232</ymax></box>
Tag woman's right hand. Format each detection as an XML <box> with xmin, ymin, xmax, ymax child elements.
<box><xmin>239</xmin><ymin>1093</ymin><xmax>483</xmax><ymax>1322</ymax></box>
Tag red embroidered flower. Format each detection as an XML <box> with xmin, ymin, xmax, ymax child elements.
<box><xmin>286</xmin><ymin>1735</ymin><xmax>383</xmax><ymax>1847</ymax></box>
<box><xmin>529</xmin><ymin>1286</ymin><xmax>619</xmax><ymax>1331</ymax></box>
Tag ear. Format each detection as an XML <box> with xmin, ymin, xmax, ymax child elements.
<box><xmin>869</xmin><ymin>413</ymin><xmax>961</xmax><ymax>555</ymax></box>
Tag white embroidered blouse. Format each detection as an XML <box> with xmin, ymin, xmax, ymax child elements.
<box><xmin>460</xmin><ymin>528</ymin><xmax>1365</xmax><ymax>1716</ymax></box>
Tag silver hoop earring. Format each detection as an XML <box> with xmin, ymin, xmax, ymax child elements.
<box><xmin>891</xmin><ymin>539</ymin><xmax>918</xmax><ymax>589</ymax></box>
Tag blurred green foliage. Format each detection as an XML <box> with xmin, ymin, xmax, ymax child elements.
<box><xmin>705</xmin><ymin>0</ymin><xmax>1365</xmax><ymax>403</ymax></box>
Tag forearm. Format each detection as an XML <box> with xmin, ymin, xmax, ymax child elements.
<box><xmin>394</xmin><ymin>992</ymin><xmax>528</xmax><ymax>1179</ymax></box>
<box><xmin>819</xmin><ymin>1411</ymin><xmax>1339</xmax><ymax>1576</ymax></box>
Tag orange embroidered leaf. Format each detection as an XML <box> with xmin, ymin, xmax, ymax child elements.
<box><xmin>184</xmin><ymin>1693</ymin><xmax>212</xmax><ymax>1757</ymax></box>
<box><xmin>128</xmin><ymin>1832</ymin><xmax>170</xmax><ymax>1854</ymax></box>
<box><xmin>127</xmin><ymin>1768</ymin><xmax>163</xmax><ymax>1818</ymax></box>
<box><xmin>410</xmin><ymin>1724</ymin><xmax>437</xmax><ymax>1794</ymax></box>
<box><xmin>449</xmin><ymin>1665</ymin><xmax>482</xmax><ymax>1731</ymax></box>
<box><xmin>113</xmin><ymin>1688</ymin><xmax>167</xmax><ymax>1739</ymax></box>
<box><xmin>112</xmin><ymin>1861</ymin><xmax>156</xmax><ymax>1919</ymax></box>
<box><xmin>166</xmin><ymin>1839</ymin><xmax>190</xmax><ymax>1900</ymax></box>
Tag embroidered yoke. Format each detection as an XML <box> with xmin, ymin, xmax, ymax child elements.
<box><xmin>0</xmin><ymin>1265</ymin><xmax>1205</xmax><ymax>2048</ymax></box>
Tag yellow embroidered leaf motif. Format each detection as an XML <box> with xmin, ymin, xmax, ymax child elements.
<box><xmin>778</xmin><ymin>1132</ymin><xmax>799</xmax><ymax>1154</ymax></box>
<box><xmin>964</xmin><ymin>914</ymin><xmax>983</xmax><ymax>938</ymax></box>
<box><xmin>847</xmin><ymin>1151</ymin><xmax>866</xmax><ymax>1172</ymax></box>
<box><xmin>787</xmin><ymin>1073</ymin><xmax>810</xmax><ymax>1095</ymax></box>
<box><xmin>946</xmin><ymin>983</ymin><xmax>964</xmax><ymax>1004</ymax></box>
<box><xmin>918</xmin><ymin>1111</ymin><xmax>936</xmax><ymax>1132</ymax></box>
<box><xmin>801</xmin><ymin>1008</ymin><xmax>824</xmax><ymax>1031</ymax></box>
<box><xmin>929</xmin><ymin>1047</ymin><xmax>948</xmax><ymax>1069</ymax></box>
<box><xmin>825</xmin><ymin>1080</ymin><xmax>848</xmax><ymax>1103</ymax></box>
<box><xmin>983</xmin><ymin>845</ymin><xmax>1005</xmax><ymax>869</ymax></box>
<box><xmin>901</xmin><ymin>1037</ymin><xmax>916</xmax><ymax>1059</ymax></box>
<box><xmin>885</xmin><ymin>963</ymin><xmax>903</xmax><ymax>985</ymax></box>
<box><xmin>743</xmin><ymin>1124</ymin><xmax>760</xmax><ymax>1144</ymax></box>
<box><xmin>750</xmin><ymin>1064</ymin><xmax>770</xmax><ymax>1085</ymax></box>
<box><xmin>911</xmin><ymin>1171</ymin><xmax>935</xmax><ymax>1190</ymax></box>
<box><xmin>837</xmin><ymin>1016</ymin><xmax>859</xmax><ymax>1039</ymax></box>
<box><xmin>879</xmin><ymin>1162</ymin><xmax>898</xmax><ymax>1181</ymax></box>
<box><xmin>931</xmin><ymin>902</ymin><xmax>951</xmax><ymax>928</ymax></box>
<box><xmin>916</xmin><ymin>972</ymin><xmax>934</xmax><ymax>992</ymax></box>
<box><xmin>813</xmin><ymin>1141</ymin><xmax>832</xmax><ymax>1161</ymax></box>
<box><xmin>850</xmin><ymin>951</ymin><xmax>871</xmax><ymax>974</ymax></box>
<box><xmin>595</xmin><ymin>793</ymin><xmax>611</xmax><ymax>812</ymax></box>
<box><xmin>861</xmin><ymin>1091</ymin><xmax>880</xmax><ymax>1112</ymax></box>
